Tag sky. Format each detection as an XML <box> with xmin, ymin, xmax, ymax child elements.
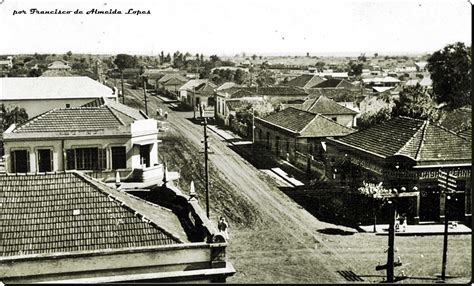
<box><xmin>0</xmin><ymin>0</ymin><xmax>471</xmax><ymax>56</ymax></box>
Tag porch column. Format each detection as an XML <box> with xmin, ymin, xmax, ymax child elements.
<box><xmin>439</xmin><ymin>192</ymin><xmax>446</xmax><ymax>223</ymax></box>
<box><xmin>414</xmin><ymin>193</ymin><xmax>420</xmax><ymax>224</ymax></box>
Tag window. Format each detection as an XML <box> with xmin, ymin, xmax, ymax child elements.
<box><xmin>66</xmin><ymin>104</ymin><xmax>70</xmax><ymax>108</ymax></box>
<box><xmin>37</xmin><ymin>149</ymin><xmax>53</xmax><ymax>172</ymax></box>
<box><xmin>331</xmin><ymin>117</ymin><xmax>337</xmax><ymax>122</ymax></box>
<box><xmin>66</xmin><ymin>148</ymin><xmax>106</xmax><ymax>170</ymax></box>
<box><xmin>111</xmin><ymin>146</ymin><xmax>127</xmax><ymax>169</ymax></box>
<box><xmin>11</xmin><ymin>150</ymin><xmax>29</xmax><ymax>173</ymax></box>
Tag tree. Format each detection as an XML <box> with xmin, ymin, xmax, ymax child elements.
<box><xmin>374</xmin><ymin>53</ymin><xmax>378</xmax><ymax>58</ymax></box>
<box><xmin>427</xmin><ymin>42</ymin><xmax>471</xmax><ymax>109</ymax></box>
<box><xmin>357</xmin><ymin>182</ymin><xmax>392</xmax><ymax>232</ymax></box>
<box><xmin>1</xmin><ymin>105</ymin><xmax>29</xmax><ymax>131</ymax></box>
<box><xmin>251</xmin><ymin>54</ymin><xmax>257</xmax><ymax>60</ymax></box>
<box><xmin>255</xmin><ymin>69</ymin><xmax>276</xmax><ymax>87</ymax></box>
<box><xmin>234</xmin><ymin>69</ymin><xmax>247</xmax><ymax>85</ymax></box>
<box><xmin>358</xmin><ymin>53</ymin><xmax>367</xmax><ymax>62</ymax></box>
<box><xmin>114</xmin><ymin>54</ymin><xmax>137</xmax><ymax>104</ymax></box>
<box><xmin>391</xmin><ymin>84</ymin><xmax>439</xmax><ymax>121</ymax></box>
<box><xmin>358</xmin><ymin>107</ymin><xmax>392</xmax><ymax>130</ymax></box>
<box><xmin>114</xmin><ymin>54</ymin><xmax>137</xmax><ymax>70</ymax></box>
<box><xmin>348</xmin><ymin>61</ymin><xmax>363</xmax><ymax>77</ymax></box>
<box><xmin>28</xmin><ymin>68</ymin><xmax>43</xmax><ymax>77</ymax></box>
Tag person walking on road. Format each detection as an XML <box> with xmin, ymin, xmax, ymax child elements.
<box><xmin>218</xmin><ymin>216</ymin><xmax>229</xmax><ymax>240</ymax></box>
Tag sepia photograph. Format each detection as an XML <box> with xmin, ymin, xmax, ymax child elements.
<box><xmin>0</xmin><ymin>0</ymin><xmax>471</xmax><ymax>283</ymax></box>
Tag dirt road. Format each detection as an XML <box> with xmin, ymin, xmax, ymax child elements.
<box><xmin>121</xmin><ymin>88</ymin><xmax>364</xmax><ymax>282</ymax></box>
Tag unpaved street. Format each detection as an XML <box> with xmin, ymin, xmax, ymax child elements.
<box><xmin>123</xmin><ymin>88</ymin><xmax>360</xmax><ymax>282</ymax></box>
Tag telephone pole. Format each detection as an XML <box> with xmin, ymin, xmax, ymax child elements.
<box><xmin>121</xmin><ymin>71</ymin><xmax>125</xmax><ymax>104</ymax></box>
<box><xmin>203</xmin><ymin>118</ymin><xmax>210</xmax><ymax>218</ymax></box>
<box><xmin>142</xmin><ymin>76</ymin><xmax>148</xmax><ymax>116</ymax></box>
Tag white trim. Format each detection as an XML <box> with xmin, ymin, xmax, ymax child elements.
<box><xmin>412</xmin><ymin>163</ymin><xmax>472</xmax><ymax>169</ymax></box>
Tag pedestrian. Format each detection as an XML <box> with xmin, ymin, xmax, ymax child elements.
<box><xmin>400</xmin><ymin>214</ymin><xmax>407</xmax><ymax>232</ymax></box>
<box><xmin>164</xmin><ymin>111</ymin><xmax>168</xmax><ymax>119</ymax></box>
<box><xmin>217</xmin><ymin>216</ymin><xmax>229</xmax><ymax>240</ymax></box>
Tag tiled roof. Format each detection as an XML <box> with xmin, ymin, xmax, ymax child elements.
<box><xmin>82</xmin><ymin>97</ymin><xmax>148</xmax><ymax>122</ymax></box>
<box><xmin>0</xmin><ymin>77</ymin><xmax>114</xmax><ymax>100</ymax></box>
<box><xmin>195</xmin><ymin>81</ymin><xmax>217</xmax><ymax>94</ymax></box>
<box><xmin>302</xmin><ymin>96</ymin><xmax>358</xmax><ymax>115</ymax></box>
<box><xmin>286</xmin><ymin>74</ymin><xmax>326</xmax><ymax>89</ymax></box>
<box><xmin>306</xmin><ymin>88</ymin><xmax>363</xmax><ymax>102</ymax></box>
<box><xmin>48</xmin><ymin>61</ymin><xmax>71</xmax><ymax>70</ymax></box>
<box><xmin>335</xmin><ymin>116</ymin><xmax>471</xmax><ymax>162</ymax></box>
<box><xmin>258</xmin><ymin>107</ymin><xmax>354</xmax><ymax>137</ymax></box>
<box><xmin>157</xmin><ymin>73</ymin><xmax>188</xmax><ymax>84</ymax></box>
<box><xmin>13</xmin><ymin>106</ymin><xmax>126</xmax><ymax>133</ymax></box>
<box><xmin>179</xmin><ymin>79</ymin><xmax>207</xmax><ymax>91</ymax></box>
<box><xmin>313</xmin><ymin>78</ymin><xmax>355</xmax><ymax>89</ymax></box>
<box><xmin>217</xmin><ymin>82</ymin><xmax>238</xmax><ymax>91</ymax></box>
<box><xmin>0</xmin><ymin>172</ymin><xmax>184</xmax><ymax>257</ymax></box>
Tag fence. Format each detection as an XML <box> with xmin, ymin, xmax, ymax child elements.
<box><xmin>293</xmin><ymin>151</ymin><xmax>326</xmax><ymax>177</ymax></box>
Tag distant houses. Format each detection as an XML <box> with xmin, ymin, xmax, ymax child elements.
<box><xmin>48</xmin><ymin>60</ymin><xmax>71</xmax><ymax>71</ymax></box>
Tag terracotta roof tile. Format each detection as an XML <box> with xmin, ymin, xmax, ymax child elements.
<box><xmin>13</xmin><ymin>106</ymin><xmax>125</xmax><ymax>133</ymax></box>
<box><xmin>0</xmin><ymin>172</ymin><xmax>184</xmax><ymax>257</ymax></box>
<box><xmin>302</xmin><ymin>96</ymin><xmax>358</xmax><ymax>115</ymax></box>
<box><xmin>258</xmin><ymin>107</ymin><xmax>354</xmax><ymax>137</ymax></box>
<box><xmin>335</xmin><ymin>117</ymin><xmax>471</xmax><ymax>163</ymax></box>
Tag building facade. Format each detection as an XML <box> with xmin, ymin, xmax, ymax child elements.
<box><xmin>325</xmin><ymin>116</ymin><xmax>471</xmax><ymax>224</ymax></box>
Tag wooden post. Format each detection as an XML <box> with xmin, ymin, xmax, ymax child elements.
<box><xmin>203</xmin><ymin>118</ymin><xmax>210</xmax><ymax>218</ymax></box>
<box><xmin>387</xmin><ymin>200</ymin><xmax>396</xmax><ymax>283</ymax></box>
<box><xmin>121</xmin><ymin>71</ymin><xmax>125</xmax><ymax>104</ymax></box>
<box><xmin>441</xmin><ymin>193</ymin><xmax>449</xmax><ymax>281</ymax></box>
<box><xmin>143</xmin><ymin>76</ymin><xmax>148</xmax><ymax>116</ymax></box>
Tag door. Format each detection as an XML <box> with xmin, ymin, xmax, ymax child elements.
<box><xmin>419</xmin><ymin>186</ymin><xmax>440</xmax><ymax>222</ymax></box>
<box><xmin>38</xmin><ymin>149</ymin><xmax>53</xmax><ymax>172</ymax></box>
<box><xmin>139</xmin><ymin>145</ymin><xmax>150</xmax><ymax>168</ymax></box>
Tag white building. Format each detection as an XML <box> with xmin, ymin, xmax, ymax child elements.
<box><xmin>0</xmin><ymin>76</ymin><xmax>118</xmax><ymax>118</ymax></box>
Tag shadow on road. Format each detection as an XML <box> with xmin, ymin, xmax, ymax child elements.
<box><xmin>317</xmin><ymin>228</ymin><xmax>356</xmax><ymax>235</ymax></box>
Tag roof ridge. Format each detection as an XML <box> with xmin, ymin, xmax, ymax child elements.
<box><xmin>105</xmin><ymin>104</ymin><xmax>126</xmax><ymax>126</ymax></box>
<box><xmin>414</xmin><ymin>120</ymin><xmax>429</xmax><ymax>160</ymax></box>
<box><xmin>299</xmin><ymin>113</ymin><xmax>320</xmax><ymax>134</ymax></box>
<box><xmin>317</xmin><ymin>113</ymin><xmax>356</xmax><ymax>131</ymax></box>
<box><xmin>393</xmin><ymin>119</ymin><xmax>428</xmax><ymax>160</ymax></box>
<box><xmin>72</xmin><ymin>172</ymin><xmax>183</xmax><ymax>243</ymax></box>
<box><xmin>433</xmin><ymin>120</ymin><xmax>472</xmax><ymax>142</ymax></box>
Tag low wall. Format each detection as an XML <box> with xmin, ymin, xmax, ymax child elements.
<box><xmin>293</xmin><ymin>151</ymin><xmax>326</xmax><ymax>177</ymax></box>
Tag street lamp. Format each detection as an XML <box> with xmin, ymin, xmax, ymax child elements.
<box><xmin>142</xmin><ymin>75</ymin><xmax>148</xmax><ymax>116</ymax></box>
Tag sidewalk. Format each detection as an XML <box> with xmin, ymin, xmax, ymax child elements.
<box><xmin>358</xmin><ymin>223</ymin><xmax>471</xmax><ymax>236</ymax></box>
<box><xmin>207</xmin><ymin>124</ymin><xmax>305</xmax><ymax>187</ymax></box>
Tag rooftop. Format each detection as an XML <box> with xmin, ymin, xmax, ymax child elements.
<box><xmin>0</xmin><ymin>172</ymin><xmax>186</xmax><ymax>257</ymax></box>
<box><xmin>313</xmin><ymin>78</ymin><xmax>355</xmax><ymax>89</ymax></box>
<box><xmin>157</xmin><ymin>73</ymin><xmax>188</xmax><ymax>84</ymax></box>
<box><xmin>12</xmin><ymin>98</ymin><xmax>146</xmax><ymax>134</ymax></box>
<box><xmin>286</xmin><ymin>74</ymin><xmax>326</xmax><ymax>89</ymax></box>
<box><xmin>257</xmin><ymin>107</ymin><xmax>354</xmax><ymax>137</ymax></box>
<box><xmin>302</xmin><ymin>96</ymin><xmax>358</xmax><ymax>115</ymax></box>
<box><xmin>333</xmin><ymin>117</ymin><xmax>471</xmax><ymax>164</ymax></box>
<box><xmin>0</xmin><ymin>76</ymin><xmax>114</xmax><ymax>101</ymax></box>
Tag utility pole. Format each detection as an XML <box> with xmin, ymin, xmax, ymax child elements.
<box><xmin>438</xmin><ymin>170</ymin><xmax>457</xmax><ymax>281</ymax></box>
<box><xmin>387</xmin><ymin>199</ymin><xmax>396</xmax><ymax>283</ymax></box>
<box><xmin>121</xmin><ymin>70</ymin><xmax>125</xmax><ymax>104</ymax></box>
<box><xmin>193</xmin><ymin>86</ymin><xmax>196</xmax><ymax>119</ymax></box>
<box><xmin>143</xmin><ymin>76</ymin><xmax>148</xmax><ymax>116</ymax></box>
<box><xmin>203</xmin><ymin>118</ymin><xmax>210</xmax><ymax>218</ymax></box>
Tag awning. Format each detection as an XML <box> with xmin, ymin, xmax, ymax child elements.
<box><xmin>133</xmin><ymin>138</ymin><xmax>156</xmax><ymax>146</ymax></box>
